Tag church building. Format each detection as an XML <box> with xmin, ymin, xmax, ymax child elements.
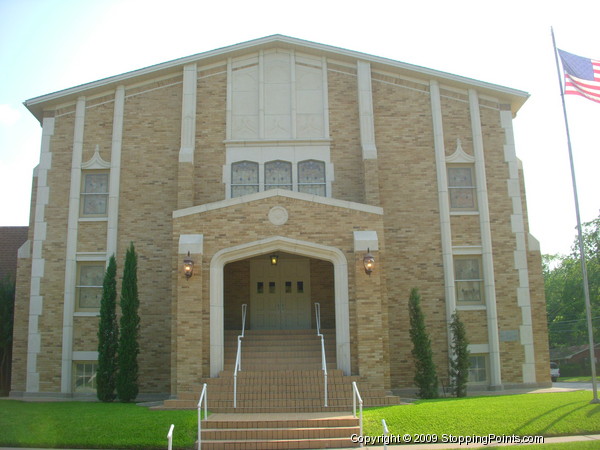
<box><xmin>11</xmin><ymin>35</ymin><xmax>550</xmax><ymax>404</ymax></box>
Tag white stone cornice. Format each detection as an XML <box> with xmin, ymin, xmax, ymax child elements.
<box><xmin>173</xmin><ymin>189</ymin><xmax>384</xmax><ymax>219</ymax></box>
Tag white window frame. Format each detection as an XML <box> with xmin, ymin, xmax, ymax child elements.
<box><xmin>467</xmin><ymin>354</ymin><xmax>489</xmax><ymax>385</ymax></box>
<box><xmin>73</xmin><ymin>361</ymin><xmax>98</xmax><ymax>393</ymax></box>
<box><xmin>454</xmin><ymin>255</ymin><xmax>485</xmax><ymax>306</ymax></box>
<box><xmin>447</xmin><ymin>164</ymin><xmax>477</xmax><ymax>212</ymax></box>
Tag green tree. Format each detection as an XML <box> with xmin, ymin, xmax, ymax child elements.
<box><xmin>448</xmin><ymin>311</ymin><xmax>470</xmax><ymax>397</ymax></box>
<box><xmin>408</xmin><ymin>288</ymin><xmax>439</xmax><ymax>399</ymax></box>
<box><xmin>0</xmin><ymin>275</ymin><xmax>15</xmax><ymax>396</ymax></box>
<box><xmin>97</xmin><ymin>255</ymin><xmax>118</xmax><ymax>402</ymax></box>
<box><xmin>545</xmin><ymin>215</ymin><xmax>600</xmax><ymax>349</ymax></box>
<box><xmin>116</xmin><ymin>243</ymin><xmax>140</xmax><ymax>402</ymax></box>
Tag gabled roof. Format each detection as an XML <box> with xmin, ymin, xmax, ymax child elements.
<box><xmin>24</xmin><ymin>34</ymin><xmax>529</xmax><ymax>122</ymax></box>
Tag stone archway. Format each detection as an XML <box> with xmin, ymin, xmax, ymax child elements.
<box><xmin>209</xmin><ymin>236</ymin><xmax>350</xmax><ymax>377</ymax></box>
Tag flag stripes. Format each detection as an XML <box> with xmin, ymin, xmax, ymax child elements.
<box><xmin>558</xmin><ymin>49</ymin><xmax>600</xmax><ymax>103</ymax></box>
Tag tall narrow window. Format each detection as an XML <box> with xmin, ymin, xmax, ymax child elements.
<box><xmin>454</xmin><ymin>257</ymin><xmax>484</xmax><ymax>304</ymax></box>
<box><xmin>448</xmin><ymin>166</ymin><xmax>477</xmax><ymax>211</ymax></box>
<box><xmin>231</xmin><ymin>161</ymin><xmax>259</xmax><ymax>198</ymax></box>
<box><xmin>265</xmin><ymin>160</ymin><xmax>292</xmax><ymax>191</ymax></box>
<box><xmin>76</xmin><ymin>263</ymin><xmax>105</xmax><ymax>311</ymax></box>
<box><xmin>298</xmin><ymin>160</ymin><xmax>326</xmax><ymax>196</ymax></box>
<box><xmin>81</xmin><ymin>172</ymin><xmax>109</xmax><ymax>217</ymax></box>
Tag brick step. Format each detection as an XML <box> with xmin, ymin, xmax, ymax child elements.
<box><xmin>225</xmin><ymin>329</ymin><xmax>336</xmax><ymax>335</ymax></box>
<box><xmin>206</xmin><ymin>418</ymin><xmax>359</xmax><ymax>429</ymax></box>
<box><xmin>164</xmin><ymin>396</ymin><xmax>399</xmax><ymax>410</ymax></box>
<box><xmin>199</xmin><ymin>437</ymin><xmax>358</xmax><ymax>449</ymax></box>
<box><xmin>202</xmin><ymin>425</ymin><xmax>358</xmax><ymax>440</ymax></box>
<box><xmin>216</xmin><ymin>369</ymin><xmax>347</xmax><ymax>378</ymax></box>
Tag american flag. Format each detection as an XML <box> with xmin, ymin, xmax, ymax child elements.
<box><xmin>558</xmin><ymin>49</ymin><xmax>600</xmax><ymax>103</ymax></box>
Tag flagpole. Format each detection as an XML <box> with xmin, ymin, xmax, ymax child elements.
<box><xmin>551</xmin><ymin>27</ymin><xmax>599</xmax><ymax>403</ymax></box>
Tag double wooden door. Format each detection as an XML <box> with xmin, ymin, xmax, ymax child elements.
<box><xmin>250</xmin><ymin>258</ymin><xmax>311</xmax><ymax>329</ymax></box>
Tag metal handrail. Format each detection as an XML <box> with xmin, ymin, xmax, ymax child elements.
<box><xmin>382</xmin><ymin>419</ymin><xmax>389</xmax><ymax>450</ymax></box>
<box><xmin>352</xmin><ymin>381</ymin><xmax>363</xmax><ymax>447</ymax></box>
<box><xmin>167</xmin><ymin>424</ymin><xmax>174</xmax><ymax>450</ymax></box>
<box><xmin>197</xmin><ymin>383</ymin><xmax>207</xmax><ymax>449</ymax></box>
<box><xmin>233</xmin><ymin>304</ymin><xmax>247</xmax><ymax>408</ymax></box>
<box><xmin>314</xmin><ymin>302</ymin><xmax>328</xmax><ymax>407</ymax></box>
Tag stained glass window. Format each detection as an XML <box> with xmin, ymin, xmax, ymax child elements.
<box><xmin>454</xmin><ymin>257</ymin><xmax>484</xmax><ymax>303</ymax></box>
<box><xmin>448</xmin><ymin>166</ymin><xmax>476</xmax><ymax>210</ymax></box>
<box><xmin>77</xmin><ymin>264</ymin><xmax>104</xmax><ymax>310</ymax></box>
<box><xmin>265</xmin><ymin>161</ymin><xmax>292</xmax><ymax>191</ymax></box>
<box><xmin>231</xmin><ymin>161</ymin><xmax>259</xmax><ymax>197</ymax></box>
<box><xmin>73</xmin><ymin>362</ymin><xmax>97</xmax><ymax>393</ymax></box>
<box><xmin>468</xmin><ymin>355</ymin><xmax>487</xmax><ymax>383</ymax></box>
<box><xmin>81</xmin><ymin>172</ymin><xmax>109</xmax><ymax>216</ymax></box>
<box><xmin>298</xmin><ymin>160</ymin><xmax>326</xmax><ymax>196</ymax></box>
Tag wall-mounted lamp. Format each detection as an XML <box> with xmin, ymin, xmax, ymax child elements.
<box><xmin>270</xmin><ymin>254</ymin><xmax>279</xmax><ymax>265</ymax></box>
<box><xmin>363</xmin><ymin>248</ymin><xmax>375</xmax><ymax>276</ymax></box>
<box><xmin>183</xmin><ymin>251</ymin><xmax>194</xmax><ymax>279</ymax></box>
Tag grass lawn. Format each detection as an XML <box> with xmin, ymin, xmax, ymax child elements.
<box><xmin>363</xmin><ymin>391</ymin><xmax>600</xmax><ymax>441</ymax></box>
<box><xmin>0</xmin><ymin>400</ymin><xmax>199</xmax><ymax>449</ymax></box>
<box><xmin>1</xmin><ymin>391</ymin><xmax>600</xmax><ymax>449</ymax></box>
<box><xmin>559</xmin><ymin>376</ymin><xmax>593</xmax><ymax>382</ymax></box>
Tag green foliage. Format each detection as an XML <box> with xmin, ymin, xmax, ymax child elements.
<box><xmin>545</xmin><ymin>215</ymin><xmax>600</xmax><ymax>349</ymax></box>
<box><xmin>408</xmin><ymin>288</ymin><xmax>439</xmax><ymax>399</ymax></box>
<box><xmin>0</xmin><ymin>276</ymin><xmax>15</xmax><ymax>396</ymax></box>
<box><xmin>0</xmin><ymin>400</ymin><xmax>201</xmax><ymax>449</ymax></box>
<box><xmin>362</xmin><ymin>391</ymin><xmax>600</xmax><ymax>441</ymax></box>
<box><xmin>448</xmin><ymin>312</ymin><xmax>470</xmax><ymax>397</ymax></box>
<box><xmin>97</xmin><ymin>255</ymin><xmax>118</xmax><ymax>402</ymax></box>
<box><xmin>116</xmin><ymin>243</ymin><xmax>140</xmax><ymax>403</ymax></box>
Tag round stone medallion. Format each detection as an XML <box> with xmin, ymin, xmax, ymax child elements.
<box><xmin>268</xmin><ymin>206</ymin><xmax>289</xmax><ymax>226</ymax></box>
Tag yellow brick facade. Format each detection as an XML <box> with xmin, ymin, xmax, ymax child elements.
<box><xmin>11</xmin><ymin>36</ymin><xmax>550</xmax><ymax>399</ymax></box>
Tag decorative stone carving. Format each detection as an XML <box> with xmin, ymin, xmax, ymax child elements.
<box><xmin>268</xmin><ymin>206</ymin><xmax>289</xmax><ymax>226</ymax></box>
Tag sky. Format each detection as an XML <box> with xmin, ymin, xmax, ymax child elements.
<box><xmin>1</xmin><ymin>0</ymin><xmax>599</xmax><ymax>257</ymax></box>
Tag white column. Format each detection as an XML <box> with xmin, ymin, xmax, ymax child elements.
<box><xmin>357</xmin><ymin>61</ymin><xmax>378</xmax><ymax>160</ymax></box>
<box><xmin>179</xmin><ymin>64</ymin><xmax>197</xmax><ymax>163</ymax></box>
<box><xmin>61</xmin><ymin>96</ymin><xmax>86</xmax><ymax>393</ymax></box>
<box><xmin>107</xmin><ymin>86</ymin><xmax>125</xmax><ymax>257</ymax></box>
<box><xmin>469</xmin><ymin>89</ymin><xmax>502</xmax><ymax>389</ymax></box>
<box><xmin>430</xmin><ymin>81</ymin><xmax>457</xmax><ymax>358</ymax></box>
<box><xmin>26</xmin><ymin>116</ymin><xmax>55</xmax><ymax>394</ymax></box>
<box><xmin>501</xmin><ymin>108</ymin><xmax>536</xmax><ymax>383</ymax></box>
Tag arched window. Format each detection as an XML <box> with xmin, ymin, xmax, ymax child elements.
<box><xmin>265</xmin><ymin>160</ymin><xmax>292</xmax><ymax>191</ymax></box>
<box><xmin>231</xmin><ymin>161</ymin><xmax>259</xmax><ymax>198</ymax></box>
<box><xmin>298</xmin><ymin>160</ymin><xmax>326</xmax><ymax>196</ymax></box>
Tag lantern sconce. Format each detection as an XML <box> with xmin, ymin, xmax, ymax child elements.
<box><xmin>363</xmin><ymin>248</ymin><xmax>375</xmax><ymax>276</ymax></box>
<box><xmin>270</xmin><ymin>254</ymin><xmax>279</xmax><ymax>265</ymax></box>
<box><xmin>183</xmin><ymin>251</ymin><xmax>194</xmax><ymax>279</ymax></box>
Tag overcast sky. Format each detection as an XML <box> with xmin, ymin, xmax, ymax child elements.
<box><xmin>1</xmin><ymin>0</ymin><xmax>599</xmax><ymax>256</ymax></box>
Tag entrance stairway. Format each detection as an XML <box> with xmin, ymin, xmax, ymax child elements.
<box><xmin>161</xmin><ymin>329</ymin><xmax>401</xmax><ymax>448</ymax></box>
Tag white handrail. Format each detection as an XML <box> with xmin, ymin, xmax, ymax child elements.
<box><xmin>352</xmin><ymin>381</ymin><xmax>363</xmax><ymax>448</ymax></box>
<box><xmin>314</xmin><ymin>302</ymin><xmax>328</xmax><ymax>407</ymax></box>
<box><xmin>167</xmin><ymin>424</ymin><xmax>174</xmax><ymax>450</ymax></box>
<box><xmin>197</xmin><ymin>383</ymin><xmax>207</xmax><ymax>449</ymax></box>
<box><xmin>233</xmin><ymin>304</ymin><xmax>247</xmax><ymax>408</ymax></box>
<box><xmin>382</xmin><ymin>419</ymin><xmax>389</xmax><ymax>450</ymax></box>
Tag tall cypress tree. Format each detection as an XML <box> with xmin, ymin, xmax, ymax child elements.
<box><xmin>408</xmin><ymin>288</ymin><xmax>439</xmax><ymax>399</ymax></box>
<box><xmin>116</xmin><ymin>243</ymin><xmax>140</xmax><ymax>402</ymax></box>
<box><xmin>449</xmin><ymin>311</ymin><xmax>470</xmax><ymax>397</ymax></box>
<box><xmin>97</xmin><ymin>255</ymin><xmax>118</xmax><ymax>402</ymax></box>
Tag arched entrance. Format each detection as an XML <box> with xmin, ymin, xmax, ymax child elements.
<box><xmin>210</xmin><ymin>236</ymin><xmax>350</xmax><ymax>377</ymax></box>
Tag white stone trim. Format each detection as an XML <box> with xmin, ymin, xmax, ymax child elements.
<box><xmin>179</xmin><ymin>64</ymin><xmax>197</xmax><ymax>163</ymax></box>
<box><xmin>468</xmin><ymin>344</ymin><xmax>490</xmax><ymax>354</ymax></box>
<box><xmin>81</xmin><ymin>145</ymin><xmax>110</xmax><ymax>169</ymax></box>
<box><xmin>174</xmin><ymin>188</ymin><xmax>383</xmax><ymax>218</ymax></box>
<box><xmin>446</xmin><ymin>139</ymin><xmax>475</xmax><ymax>164</ymax></box>
<box><xmin>178</xmin><ymin>234</ymin><xmax>204</xmax><ymax>254</ymax></box>
<box><xmin>61</xmin><ymin>96</ymin><xmax>86</xmax><ymax>394</ymax></box>
<box><xmin>353</xmin><ymin>231</ymin><xmax>379</xmax><ymax>252</ymax></box>
<box><xmin>26</xmin><ymin>116</ymin><xmax>54</xmax><ymax>393</ymax></box>
<box><xmin>430</xmin><ymin>81</ymin><xmax>457</xmax><ymax>361</ymax></box>
<box><xmin>357</xmin><ymin>61</ymin><xmax>377</xmax><ymax>160</ymax></box>
<box><xmin>72</xmin><ymin>351</ymin><xmax>98</xmax><ymax>361</ymax></box>
<box><xmin>501</xmin><ymin>109</ymin><xmax>536</xmax><ymax>383</ymax></box>
<box><xmin>210</xmin><ymin>236</ymin><xmax>351</xmax><ymax>377</ymax></box>
<box><xmin>107</xmin><ymin>86</ymin><xmax>124</xmax><ymax>258</ymax></box>
<box><xmin>469</xmin><ymin>89</ymin><xmax>502</xmax><ymax>389</ymax></box>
